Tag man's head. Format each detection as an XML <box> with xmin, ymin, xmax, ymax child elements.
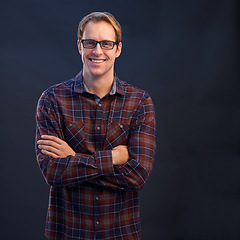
<box><xmin>77</xmin><ymin>12</ymin><xmax>122</xmax><ymax>80</ymax></box>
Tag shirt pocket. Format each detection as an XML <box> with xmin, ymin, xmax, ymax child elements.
<box><xmin>104</xmin><ymin>121</ymin><xmax>131</xmax><ymax>150</ymax></box>
<box><xmin>63</xmin><ymin>121</ymin><xmax>86</xmax><ymax>152</ymax></box>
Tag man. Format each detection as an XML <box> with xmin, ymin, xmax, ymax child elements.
<box><xmin>36</xmin><ymin>12</ymin><xmax>156</xmax><ymax>240</ymax></box>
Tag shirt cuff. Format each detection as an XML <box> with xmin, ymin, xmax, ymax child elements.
<box><xmin>95</xmin><ymin>150</ymin><xmax>114</xmax><ymax>175</ymax></box>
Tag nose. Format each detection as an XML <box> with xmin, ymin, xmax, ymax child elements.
<box><xmin>92</xmin><ymin>42</ymin><xmax>103</xmax><ymax>55</ymax></box>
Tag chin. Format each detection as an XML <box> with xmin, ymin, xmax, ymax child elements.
<box><xmin>90</xmin><ymin>70</ymin><xmax>105</xmax><ymax>77</ymax></box>
<box><xmin>84</xmin><ymin>65</ymin><xmax>113</xmax><ymax>78</ymax></box>
<box><xmin>89</xmin><ymin>68</ymin><xmax>111</xmax><ymax>77</ymax></box>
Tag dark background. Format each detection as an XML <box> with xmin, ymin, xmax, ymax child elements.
<box><xmin>1</xmin><ymin>0</ymin><xmax>239</xmax><ymax>239</ymax></box>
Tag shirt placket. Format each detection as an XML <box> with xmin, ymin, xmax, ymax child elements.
<box><xmin>94</xmin><ymin>100</ymin><xmax>104</xmax><ymax>236</ymax></box>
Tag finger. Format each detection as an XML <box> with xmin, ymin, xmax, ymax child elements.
<box><xmin>37</xmin><ymin>140</ymin><xmax>60</xmax><ymax>149</ymax></box>
<box><xmin>113</xmin><ymin>145</ymin><xmax>128</xmax><ymax>151</ymax></box>
<box><xmin>38</xmin><ymin>144</ymin><xmax>61</xmax><ymax>156</ymax></box>
<box><xmin>41</xmin><ymin>135</ymin><xmax>63</xmax><ymax>144</ymax></box>
<box><xmin>41</xmin><ymin>149</ymin><xmax>59</xmax><ymax>159</ymax></box>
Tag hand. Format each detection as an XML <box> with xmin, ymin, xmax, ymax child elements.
<box><xmin>112</xmin><ymin>145</ymin><xmax>129</xmax><ymax>165</ymax></box>
<box><xmin>37</xmin><ymin>135</ymin><xmax>76</xmax><ymax>158</ymax></box>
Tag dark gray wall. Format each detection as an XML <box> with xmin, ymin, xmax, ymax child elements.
<box><xmin>1</xmin><ymin>0</ymin><xmax>239</xmax><ymax>239</ymax></box>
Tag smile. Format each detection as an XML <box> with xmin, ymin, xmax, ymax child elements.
<box><xmin>90</xmin><ymin>58</ymin><xmax>106</xmax><ymax>63</ymax></box>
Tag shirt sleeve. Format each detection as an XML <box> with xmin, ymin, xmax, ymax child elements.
<box><xmin>88</xmin><ymin>94</ymin><xmax>156</xmax><ymax>191</ymax></box>
<box><xmin>35</xmin><ymin>92</ymin><xmax>115</xmax><ymax>187</ymax></box>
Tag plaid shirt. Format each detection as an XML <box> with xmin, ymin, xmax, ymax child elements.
<box><xmin>35</xmin><ymin>71</ymin><xmax>156</xmax><ymax>240</ymax></box>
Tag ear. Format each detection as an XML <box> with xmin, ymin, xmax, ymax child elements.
<box><xmin>77</xmin><ymin>40</ymin><xmax>82</xmax><ymax>55</ymax></box>
<box><xmin>115</xmin><ymin>42</ymin><xmax>122</xmax><ymax>58</ymax></box>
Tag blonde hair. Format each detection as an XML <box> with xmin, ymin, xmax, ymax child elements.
<box><xmin>77</xmin><ymin>12</ymin><xmax>122</xmax><ymax>43</ymax></box>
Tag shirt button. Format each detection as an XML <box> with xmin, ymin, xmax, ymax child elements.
<box><xmin>96</xmin><ymin>221</ymin><xmax>100</xmax><ymax>225</ymax></box>
<box><xmin>96</xmin><ymin>126</ymin><xmax>100</xmax><ymax>130</ymax></box>
<box><xmin>119</xmin><ymin>124</ymin><xmax>123</xmax><ymax>128</ymax></box>
<box><xmin>98</xmin><ymin>103</ymin><xmax>102</xmax><ymax>107</ymax></box>
<box><xmin>95</xmin><ymin>196</ymin><xmax>100</xmax><ymax>201</ymax></box>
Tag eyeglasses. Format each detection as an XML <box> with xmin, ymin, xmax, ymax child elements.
<box><xmin>81</xmin><ymin>39</ymin><xmax>118</xmax><ymax>50</ymax></box>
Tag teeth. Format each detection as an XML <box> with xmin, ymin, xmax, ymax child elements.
<box><xmin>91</xmin><ymin>59</ymin><xmax>104</xmax><ymax>63</ymax></box>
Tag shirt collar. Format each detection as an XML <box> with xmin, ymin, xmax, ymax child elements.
<box><xmin>74</xmin><ymin>71</ymin><xmax>125</xmax><ymax>96</ymax></box>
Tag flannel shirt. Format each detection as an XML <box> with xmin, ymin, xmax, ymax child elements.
<box><xmin>35</xmin><ymin>71</ymin><xmax>156</xmax><ymax>240</ymax></box>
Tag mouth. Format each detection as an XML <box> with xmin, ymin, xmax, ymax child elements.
<box><xmin>89</xmin><ymin>58</ymin><xmax>106</xmax><ymax>63</ymax></box>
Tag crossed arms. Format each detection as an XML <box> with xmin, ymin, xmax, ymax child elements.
<box><xmin>37</xmin><ymin>135</ymin><xmax>129</xmax><ymax>165</ymax></box>
<box><xmin>35</xmin><ymin>91</ymin><xmax>156</xmax><ymax>191</ymax></box>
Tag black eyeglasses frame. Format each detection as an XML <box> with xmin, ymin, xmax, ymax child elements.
<box><xmin>80</xmin><ymin>39</ymin><xmax>119</xmax><ymax>50</ymax></box>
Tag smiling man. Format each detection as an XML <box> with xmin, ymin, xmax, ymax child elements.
<box><xmin>35</xmin><ymin>12</ymin><xmax>156</xmax><ymax>240</ymax></box>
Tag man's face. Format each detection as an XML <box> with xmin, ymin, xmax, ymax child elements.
<box><xmin>78</xmin><ymin>21</ymin><xmax>122</xmax><ymax>79</ymax></box>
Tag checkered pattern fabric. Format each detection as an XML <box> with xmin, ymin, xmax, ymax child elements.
<box><xmin>35</xmin><ymin>71</ymin><xmax>156</xmax><ymax>240</ymax></box>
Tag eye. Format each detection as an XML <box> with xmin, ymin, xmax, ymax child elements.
<box><xmin>101</xmin><ymin>41</ymin><xmax>113</xmax><ymax>49</ymax></box>
<box><xmin>84</xmin><ymin>40</ymin><xmax>96</xmax><ymax>47</ymax></box>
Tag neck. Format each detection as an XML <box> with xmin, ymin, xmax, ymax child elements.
<box><xmin>83</xmin><ymin>71</ymin><xmax>114</xmax><ymax>99</ymax></box>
